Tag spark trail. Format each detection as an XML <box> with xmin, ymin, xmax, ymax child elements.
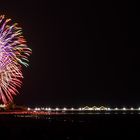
<box><xmin>0</xmin><ymin>15</ymin><xmax>32</xmax><ymax>104</ymax></box>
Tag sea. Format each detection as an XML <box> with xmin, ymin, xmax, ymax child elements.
<box><xmin>0</xmin><ymin>112</ymin><xmax>140</xmax><ymax>140</ymax></box>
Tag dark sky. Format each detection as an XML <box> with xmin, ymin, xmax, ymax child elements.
<box><xmin>1</xmin><ymin>1</ymin><xmax>137</xmax><ymax>107</ymax></box>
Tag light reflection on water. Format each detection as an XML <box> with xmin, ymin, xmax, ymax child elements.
<box><xmin>9</xmin><ymin>111</ymin><xmax>140</xmax><ymax>122</ymax></box>
<box><xmin>0</xmin><ymin>112</ymin><xmax>140</xmax><ymax>139</ymax></box>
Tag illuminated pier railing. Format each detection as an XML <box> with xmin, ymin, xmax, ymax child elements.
<box><xmin>28</xmin><ymin>106</ymin><xmax>140</xmax><ymax>112</ymax></box>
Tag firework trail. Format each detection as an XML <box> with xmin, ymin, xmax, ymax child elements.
<box><xmin>0</xmin><ymin>15</ymin><xmax>32</xmax><ymax>105</ymax></box>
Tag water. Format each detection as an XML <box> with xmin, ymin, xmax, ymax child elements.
<box><xmin>0</xmin><ymin>113</ymin><xmax>140</xmax><ymax>139</ymax></box>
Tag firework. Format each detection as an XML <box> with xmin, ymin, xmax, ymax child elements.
<box><xmin>0</xmin><ymin>15</ymin><xmax>32</xmax><ymax>104</ymax></box>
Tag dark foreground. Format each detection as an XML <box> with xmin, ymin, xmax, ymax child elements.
<box><xmin>0</xmin><ymin>113</ymin><xmax>140</xmax><ymax>139</ymax></box>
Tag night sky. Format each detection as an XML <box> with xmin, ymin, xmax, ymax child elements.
<box><xmin>1</xmin><ymin>1</ymin><xmax>137</xmax><ymax>107</ymax></box>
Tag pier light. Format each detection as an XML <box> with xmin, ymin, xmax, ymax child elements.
<box><xmin>63</xmin><ymin>107</ymin><xmax>67</xmax><ymax>110</ymax></box>
<box><xmin>96</xmin><ymin>108</ymin><xmax>100</xmax><ymax>111</ymax></box>
<box><xmin>27</xmin><ymin>107</ymin><xmax>30</xmax><ymax>111</ymax></box>
<box><xmin>138</xmin><ymin>107</ymin><xmax>140</xmax><ymax>110</ymax></box>
<box><xmin>35</xmin><ymin>108</ymin><xmax>37</xmax><ymax>111</ymax></box>
<box><xmin>78</xmin><ymin>108</ymin><xmax>82</xmax><ymax>110</ymax></box>
<box><xmin>88</xmin><ymin>108</ymin><xmax>92</xmax><ymax>110</ymax></box>
<box><xmin>56</xmin><ymin>108</ymin><xmax>59</xmax><ymax>111</ymax></box>
<box><xmin>123</xmin><ymin>107</ymin><xmax>126</xmax><ymax>110</ymax></box>
<box><xmin>115</xmin><ymin>107</ymin><xmax>118</xmax><ymax>110</ymax></box>
<box><xmin>130</xmin><ymin>107</ymin><xmax>134</xmax><ymax>110</ymax></box>
<box><xmin>71</xmin><ymin>108</ymin><xmax>74</xmax><ymax>110</ymax></box>
<box><xmin>107</xmin><ymin>108</ymin><xmax>111</xmax><ymax>111</ymax></box>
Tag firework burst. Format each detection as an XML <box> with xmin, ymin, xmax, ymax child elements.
<box><xmin>0</xmin><ymin>15</ymin><xmax>32</xmax><ymax>105</ymax></box>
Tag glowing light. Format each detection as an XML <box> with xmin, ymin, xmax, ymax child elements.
<box><xmin>122</xmin><ymin>107</ymin><xmax>126</xmax><ymax>110</ymax></box>
<box><xmin>82</xmin><ymin>106</ymin><xmax>90</xmax><ymax>110</ymax></box>
<box><xmin>130</xmin><ymin>107</ymin><xmax>134</xmax><ymax>110</ymax></box>
<box><xmin>55</xmin><ymin>108</ymin><xmax>59</xmax><ymax>110</ymax></box>
<box><xmin>34</xmin><ymin>108</ymin><xmax>40</xmax><ymax>111</ymax></box>
<box><xmin>107</xmin><ymin>108</ymin><xmax>111</xmax><ymax>111</ymax></box>
<box><xmin>96</xmin><ymin>108</ymin><xmax>101</xmax><ymax>111</ymax></box>
<box><xmin>89</xmin><ymin>107</ymin><xmax>93</xmax><ymax>110</ymax></box>
<box><xmin>78</xmin><ymin>108</ymin><xmax>82</xmax><ymax>110</ymax></box>
<box><xmin>0</xmin><ymin>15</ymin><xmax>32</xmax><ymax>104</ymax></box>
<box><xmin>24</xmin><ymin>106</ymin><xmax>140</xmax><ymax>113</ymax></box>
<box><xmin>27</xmin><ymin>107</ymin><xmax>30</xmax><ymax>111</ymax></box>
<box><xmin>63</xmin><ymin>107</ymin><xmax>67</xmax><ymax>110</ymax></box>
<box><xmin>100</xmin><ymin>106</ymin><xmax>107</xmax><ymax>110</ymax></box>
